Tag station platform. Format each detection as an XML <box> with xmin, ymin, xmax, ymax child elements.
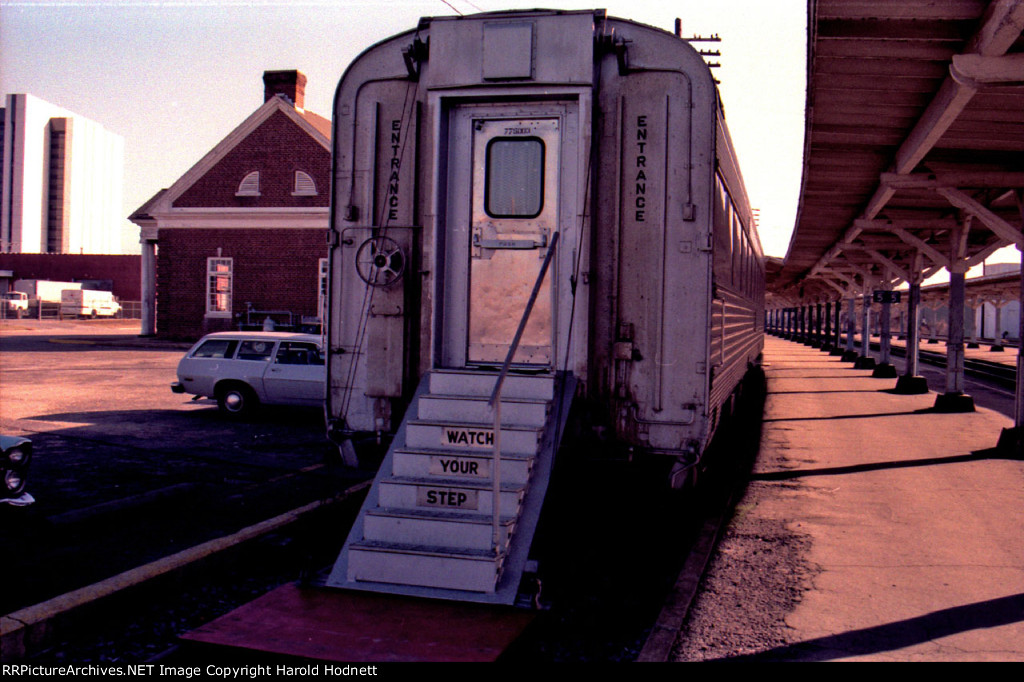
<box><xmin>682</xmin><ymin>336</ymin><xmax>1024</xmax><ymax>661</ymax></box>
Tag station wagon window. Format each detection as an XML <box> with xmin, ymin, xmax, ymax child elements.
<box><xmin>485</xmin><ymin>137</ymin><xmax>544</xmax><ymax>218</ymax></box>
<box><xmin>206</xmin><ymin>257</ymin><xmax>233</xmax><ymax>317</ymax></box>
<box><xmin>275</xmin><ymin>341</ymin><xmax>324</xmax><ymax>365</ymax></box>
<box><xmin>192</xmin><ymin>339</ymin><xmax>238</xmax><ymax>359</ymax></box>
<box><xmin>236</xmin><ymin>339</ymin><xmax>274</xmax><ymax>361</ymax></box>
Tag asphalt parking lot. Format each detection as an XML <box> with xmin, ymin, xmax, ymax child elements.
<box><xmin>0</xmin><ymin>319</ymin><xmax>366</xmax><ymax>615</ymax></box>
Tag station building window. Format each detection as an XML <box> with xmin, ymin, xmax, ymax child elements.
<box><xmin>318</xmin><ymin>257</ymin><xmax>328</xmax><ymax>322</ymax></box>
<box><xmin>236</xmin><ymin>171</ymin><xmax>260</xmax><ymax>196</ymax></box>
<box><xmin>293</xmin><ymin>170</ymin><xmax>317</xmax><ymax>196</ymax></box>
<box><xmin>206</xmin><ymin>257</ymin><xmax>233</xmax><ymax>317</ymax></box>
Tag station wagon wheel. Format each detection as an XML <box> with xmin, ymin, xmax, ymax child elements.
<box><xmin>4</xmin><ymin>468</ymin><xmax>27</xmax><ymax>497</ymax></box>
<box><xmin>216</xmin><ymin>383</ymin><xmax>259</xmax><ymax>419</ymax></box>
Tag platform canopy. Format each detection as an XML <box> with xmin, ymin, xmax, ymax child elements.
<box><xmin>772</xmin><ymin>0</ymin><xmax>1024</xmax><ymax>303</ymax></box>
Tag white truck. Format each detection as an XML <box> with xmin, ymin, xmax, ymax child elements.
<box><xmin>2</xmin><ymin>291</ymin><xmax>29</xmax><ymax>318</ymax></box>
<box><xmin>13</xmin><ymin>279</ymin><xmax>82</xmax><ymax>304</ymax></box>
<box><xmin>60</xmin><ymin>289</ymin><xmax>121</xmax><ymax>318</ymax></box>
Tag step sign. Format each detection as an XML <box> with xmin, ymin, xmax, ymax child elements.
<box><xmin>442</xmin><ymin>427</ymin><xmax>495</xmax><ymax>449</ymax></box>
<box><xmin>417</xmin><ymin>486</ymin><xmax>479</xmax><ymax>510</ymax></box>
<box><xmin>430</xmin><ymin>455</ymin><xmax>489</xmax><ymax>478</ymax></box>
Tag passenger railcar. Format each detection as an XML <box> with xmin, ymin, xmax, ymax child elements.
<box><xmin>324</xmin><ymin>9</ymin><xmax>764</xmax><ymax>604</ymax></box>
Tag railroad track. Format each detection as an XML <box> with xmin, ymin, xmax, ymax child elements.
<box><xmin>869</xmin><ymin>340</ymin><xmax>1018</xmax><ymax>389</ymax></box>
<box><xmin>915</xmin><ymin>348</ymin><xmax>1017</xmax><ymax>389</ymax></box>
<box><xmin>797</xmin><ymin>334</ymin><xmax>1020</xmax><ymax>390</ymax></box>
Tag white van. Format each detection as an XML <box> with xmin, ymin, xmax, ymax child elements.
<box><xmin>172</xmin><ymin>331</ymin><xmax>326</xmax><ymax>418</ymax></box>
<box><xmin>60</xmin><ymin>289</ymin><xmax>121</xmax><ymax>318</ymax></box>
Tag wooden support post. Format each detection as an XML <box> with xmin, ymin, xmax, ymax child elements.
<box><xmin>895</xmin><ymin>261</ymin><xmax>928</xmax><ymax>394</ymax></box>
<box><xmin>822</xmin><ymin>300</ymin><xmax>833</xmax><ymax>351</ymax></box>
<box><xmin>873</xmin><ymin>284</ymin><xmax>898</xmax><ymax>378</ymax></box>
<box><xmin>855</xmin><ymin>285</ymin><xmax>876</xmax><ymax>369</ymax></box>
<box><xmin>996</xmin><ymin>239</ymin><xmax>1024</xmax><ymax>456</ymax></box>
<box><xmin>935</xmin><ymin>267</ymin><xmax>975</xmax><ymax>412</ymax></box>
<box><xmin>843</xmin><ymin>295</ymin><xmax>858</xmax><ymax>361</ymax></box>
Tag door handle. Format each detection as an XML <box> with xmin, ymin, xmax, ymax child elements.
<box><xmin>473</xmin><ymin>232</ymin><xmax>548</xmax><ymax>250</ymax></box>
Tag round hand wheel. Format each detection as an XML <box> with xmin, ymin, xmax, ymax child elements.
<box><xmin>355</xmin><ymin>236</ymin><xmax>405</xmax><ymax>287</ymax></box>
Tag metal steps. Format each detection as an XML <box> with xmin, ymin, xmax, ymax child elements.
<box><xmin>362</xmin><ymin>507</ymin><xmax>517</xmax><ymax>551</ymax></box>
<box><xmin>327</xmin><ymin>369</ymin><xmax>573</xmax><ymax>603</ymax></box>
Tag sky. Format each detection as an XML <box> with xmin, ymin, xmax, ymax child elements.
<box><xmin>0</xmin><ymin>0</ymin><xmax>808</xmax><ymax>257</ymax></box>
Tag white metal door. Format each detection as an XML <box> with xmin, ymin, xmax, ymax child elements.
<box><xmin>442</xmin><ymin>106</ymin><xmax>563</xmax><ymax>368</ymax></box>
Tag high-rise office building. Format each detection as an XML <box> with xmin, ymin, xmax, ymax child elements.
<box><xmin>1</xmin><ymin>93</ymin><xmax>125</xmax><ymax>254</ymax></box>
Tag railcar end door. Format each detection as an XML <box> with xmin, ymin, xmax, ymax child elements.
<box><xmin>442</xmin><ymin>105</ymin><xmax>567</xmax><ymax>369</ymax></box>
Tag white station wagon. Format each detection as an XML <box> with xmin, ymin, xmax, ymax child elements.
<box><xmin>172</xmin><ymin>331</ymin><xmax>326</xmax><ymax>418</ymax></box>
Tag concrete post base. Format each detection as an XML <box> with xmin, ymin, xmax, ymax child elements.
<box><xmin>933</xmin><ymin>392</ymin><xmax>975</xmax><ymax>413</ymax></box>
<box><xmin>854</xmin><ymin>356</ymin><xmax>876</xmax><ymax>370</ymax></box>
<box><xmin>893</xmin><ymin>375</ymin><xmax>929</xmax><ymax>394</ymax></box>
<box><xmin>996</xmin><ymin>427</ymin><xmax>1024</xmax><ymax>459</ymax></box>
<box><xmin>871</xmin><ymin>363</ymin><xmax>898</xmax><ymax>378</ymax></box>
<box><xmin>990</xmin><ymin>344</ymin><xmax>1005</xmax><ymax>352</ymax></box>
<box><xmin>841</xmin><ymin>350</ymin><xmax>859</xmax><ymax>362</ymax></box>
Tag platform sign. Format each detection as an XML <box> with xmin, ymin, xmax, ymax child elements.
<box><xmin>872</xmin><ymin>290</ymin><xmax>901</xmax><ymax>304</ymax></box>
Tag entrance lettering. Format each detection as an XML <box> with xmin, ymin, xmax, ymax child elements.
<box><xmin>635</xmin><ymin>115</ymin><xmax>648</xmax><ymax>222</ymax></box>
<box><xmin>387</xmin><ymin>119</ymin><xmax>401</xmax><ymax>221</ymax></box>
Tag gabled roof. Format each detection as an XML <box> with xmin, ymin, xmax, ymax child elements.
<box><xmin>128</xmin><ymin>188</ymin><xmax>168</xmax><ymax>223</ymax></box>
<box><xmin>132</xmin><ymin>94</ymin><xmax>331</xmax><ymax>220</ymax></box>
<box><xmin>297</xmin><ymin>108</ymin><xmax>331</xmax><ymax>139</ymax></box>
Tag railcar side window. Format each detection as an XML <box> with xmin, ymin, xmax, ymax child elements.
<box><xmin>485</xmin><ymin>137</ymin><xmax>544</xmax><ymax>218</ymax></box>
<box><xmin>731</xmin><ymin>216</ymin><xmax>742</xmax><ymax>288</ymax></box>
<box><xmin>713</xmin><ymin>176</ymin><xmax>732</xmax><ymax>281</ymax></box>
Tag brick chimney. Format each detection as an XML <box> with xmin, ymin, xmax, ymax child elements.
<box><xmin>263</xmin><ymin>70</ymin><xmax>306</xmax><ymax>108</ymax></box>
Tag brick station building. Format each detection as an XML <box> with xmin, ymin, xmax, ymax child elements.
<box><xmin>130</xmin><ymin>70</ymin><xmax>330</xmax><ymax>339</ymax></box>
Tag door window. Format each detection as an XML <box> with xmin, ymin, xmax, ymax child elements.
<box><xmin>485</xmin><ymin>137</ymin><xmax>545</xmax><ymax>218</ymax></box>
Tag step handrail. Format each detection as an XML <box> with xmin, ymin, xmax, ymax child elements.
<box><xmin>487</xmin><ymin>231</ymin><xmax>559</xmax><ymax>556</ymax></box>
